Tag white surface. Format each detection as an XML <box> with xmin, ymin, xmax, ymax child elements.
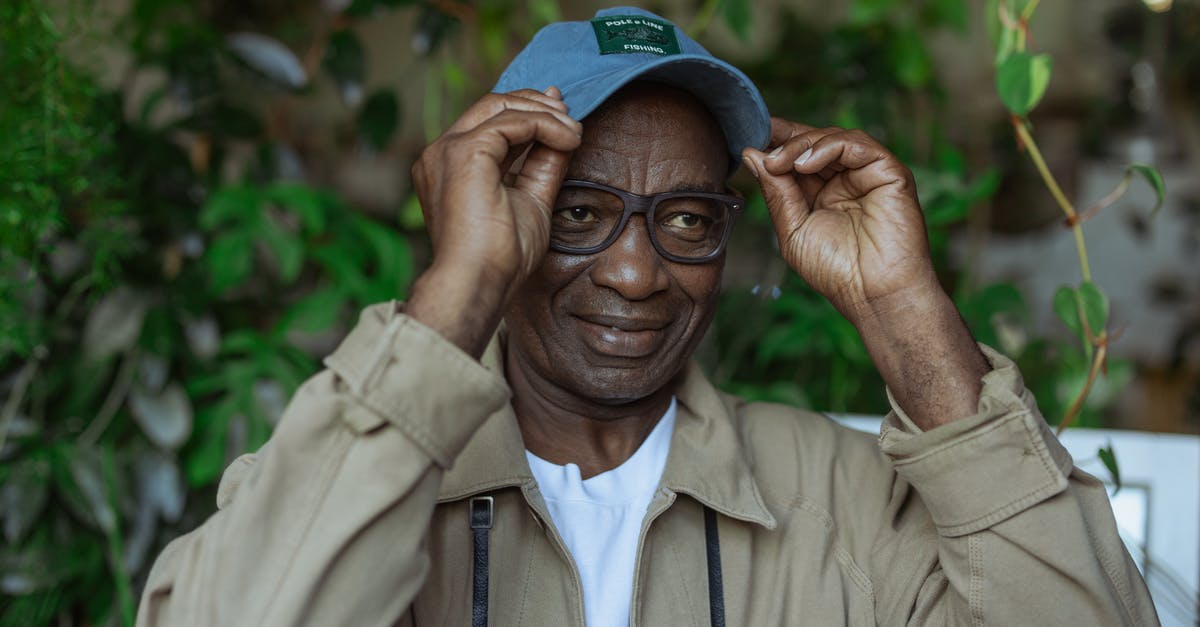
<box><xmin>527</xmin><ymin>398</ymin><xmax>676</xmax><ymax>627</ymax></box>
<box><xmin>835</xmin><ymin>415</ymin><xmax>1200</xmax><ymax>626</ymax></box>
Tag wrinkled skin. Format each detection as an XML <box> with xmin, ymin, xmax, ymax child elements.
<box><xmin>504</xmin><ymin>84</ymin><xmax>728</xmax><ymax>406</ymax></box>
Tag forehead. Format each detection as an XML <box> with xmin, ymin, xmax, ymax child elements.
<box><xmin>566</xmin><ymin>83</ymin><xmax>729</xmax><ymax>193</ymax></box>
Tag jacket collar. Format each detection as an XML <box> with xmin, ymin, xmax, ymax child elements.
<box><xmin>437</xmin><ymin>331</ymin><xmax>777</xmax><ymax>530</ymax></box>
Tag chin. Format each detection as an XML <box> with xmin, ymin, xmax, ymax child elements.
<box><xmin>559</xmin><ymin>356</ymin><xmax>682</xmax><ymax>406</ymax></box>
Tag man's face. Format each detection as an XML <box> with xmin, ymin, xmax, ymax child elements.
<box><xmin>505</xmin><ymin>83</ymin><xmax>729</xmax><ymax>405</ymax></box>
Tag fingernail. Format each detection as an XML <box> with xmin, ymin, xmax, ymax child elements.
<box><xmin>794</xmin><ymin>148</ymin><xmax>813</xmax><ymax>166</ymax></box>
<box><xmin>768</xmin><ymin>145</ymin><xmax>784</xmax><ymax>159</ymax></box>
<box><xmin>742</xmin><ymin>155</ymin><xmax>759</xmax><ymax>178</ymax></box>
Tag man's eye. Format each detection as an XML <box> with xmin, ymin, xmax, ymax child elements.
<box><xmin>556</xmin><ymin>206</ymin><xmax>599</xmax><ymax>223</ymax></box>
<box><xmin>662</xmin><ymin>213</ymin><xmax>706</xmax><ymax>229</ymax></box>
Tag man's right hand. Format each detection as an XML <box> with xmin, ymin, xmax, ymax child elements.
<box><xmin>406</xmin><ymin>87</ymin><xmax>582</xmax><ymax>358</ymax></box>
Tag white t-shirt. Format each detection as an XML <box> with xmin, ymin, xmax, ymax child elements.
<box><xmin>525</xmin><ymin>397</ymin><xmax>677</xmax><ymax>627</ymax></box>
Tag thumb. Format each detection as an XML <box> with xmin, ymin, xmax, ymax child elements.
<box><xmin>743</xmin><ymin>148</ymin><xmax>811</xmax><ymax>239</ymax></box>
<box><xmin>514</xmin><ymin>142</ymin><xmax>573</xmax><ymax>210</ymax></box>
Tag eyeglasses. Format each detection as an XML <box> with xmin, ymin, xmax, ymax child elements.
<box><xmin>549</xmin><ymin>179</ymin><xmax>743</xmax><ymax>263</ymax></box>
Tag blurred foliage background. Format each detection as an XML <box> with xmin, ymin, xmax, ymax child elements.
<box><xmin>1</xmin><ymin>0</ymin><xmax>1196</xmax><ymax>624</ymax></box>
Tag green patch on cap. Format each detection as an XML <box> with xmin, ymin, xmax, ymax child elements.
<box><xmin>591</xmin><ymin>14</ymin><xmax>681</xmax><ymax>56</ymax></box>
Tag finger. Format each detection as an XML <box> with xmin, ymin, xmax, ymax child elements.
<box><xmin>513</xmin><ymin>143</ymin><xmax>573</xmax><ymax>211</ymax></box>
<box><xmin>500</xmin><ymin>141</ymin><xmax>533</xmax><ymax>179</ymax></box>
<box><xmin>452</xmin><ymin>109</ymin><xmax>582</xmax><ymax>168</ymax></box>
<box><xmin>798</xmin><ymin>172</ymin><xmax>824</xmax><ymax>203</ymax></box>
<box><xmin>761</xmin><ymin>127</ymin><xmax>842</xmax><ymax>176</ymax></box>
<box><xmin>798</xmin><ymin>131</ymin><xmax>917</xmax><ymax>200</ymax></box>
<box><xmin>791</xmin><ymin>129</ymin><xmax>888</xmax><ymax>175</ymax></box>
<box><xmin>450</xmin><ymin>94</ymin><xmax>578</xmax><ymax>134</ymax></box>
<box><xmin>508</xmin><ymin>86</ymin><xmax>569</xmax><ymax>111</ymax></box>
<box><xmin>743</xmin><ymin>148</ymin><xmax>812</xmax><ymax>243</ymax></box>
<box><xmin>768</xmin><ymin>117</ymin><xmax>819</xmax><ymax>147</ymax></box>
<box><xmin>446</xmin><ymin>91</ymin><xmax>579</xmax><ymax>136</ymax></box>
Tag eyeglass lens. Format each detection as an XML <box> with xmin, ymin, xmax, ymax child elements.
<box><xmin>550</xmin><ymin>186</ymin><xmax>732</xmax><ymax>259</ymax></box>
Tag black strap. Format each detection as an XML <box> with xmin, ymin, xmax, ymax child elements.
<box><xmin>470</xmin><ymin>496</ymin><xmax>493</xmax><ymax>627</ymax></box>
<box><xmin>468</xmin><ymin>497</ymin><xmax>725</xmax><ymax>627</ymax></box>
<box><xmin>704</xmin><ymin>505</ymin><xmax>726</xmax><ymax>627</ymax></box>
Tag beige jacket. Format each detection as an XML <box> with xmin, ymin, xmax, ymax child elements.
<box><xmin>138</xmin><ymin>303</ymin><xmax>1158</xmax><ymax>626</ymax></box>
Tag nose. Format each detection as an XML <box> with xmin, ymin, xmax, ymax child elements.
<box><xmin>588</xmin><ymin>216</ymin><xmax>671</xmax><ymax>301</ymax></box>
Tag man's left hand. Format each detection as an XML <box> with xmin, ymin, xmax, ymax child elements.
<box><xmin>742</xmin><ymin>119</ymin><xmax>990</xmax><ymax>429</ymax></box>
<box><xmin>741</xmin><ymin>119</ymin><xmax>939</xmax><ymax>325</ymax></box>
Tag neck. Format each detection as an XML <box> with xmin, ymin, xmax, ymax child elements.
<box><xmin>506</xmin><ymin>347</ymin><xmax>673</xmax><ymax>479</ymax></box>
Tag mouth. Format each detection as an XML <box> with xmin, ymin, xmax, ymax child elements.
<box><xmin>573</xmin><ymin>314</ymin><xmax>671</xmax><ymax>358</ymax></box>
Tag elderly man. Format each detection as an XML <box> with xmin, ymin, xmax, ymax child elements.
<box><xmin>138</xmin><ymin>7</ymin><xmax>1157</xmax><ymax>626</ymax></box>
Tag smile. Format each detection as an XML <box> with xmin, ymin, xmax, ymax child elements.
<box><xmin>573</xmin><ymin>314</ymin><xmax>670</xmax><ymax>358</ymax></box>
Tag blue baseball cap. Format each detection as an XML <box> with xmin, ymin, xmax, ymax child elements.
<box><xmin>493</xmin><ymin>6</ymin><xmax>771</xmax><ymax>164</ymax></box>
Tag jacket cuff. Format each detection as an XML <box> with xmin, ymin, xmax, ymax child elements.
<box><xmin>878</xmin><ymin>344</ymin><xmax>1074</xmax><ymax>537</ymax></box>
<box><xmin>323</xmin><ymin>302</ymin><xmax>511</xmax><ymax>469</ymax></box>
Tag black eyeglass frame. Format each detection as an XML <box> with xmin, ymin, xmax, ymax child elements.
<box><xmin>548</xmin><ymin>179</ymin><xmax>744</xmax><ymax>264</ymax></box>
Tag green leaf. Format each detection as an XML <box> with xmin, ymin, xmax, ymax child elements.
<box><xmin>205</xmin><ymin>230</ymin><xmax>254</xmax><ymax>294</ymax></box>
<box><xmin>966</xmin><ymin>168</ymin><xmax>1002</xmax><ymax>201</ymax></box>
<box><xmin>187</xmin><ymin>371</ymin><xmax>231</xmax><ymax>398</ymax></box>
<box><xmin>268</xmin><ymin>183</ymin><xmax>327</xmax><ymax>233</ymax></box>
<box><xmin>280</xmin><ymin>287</ymin><xmax>346</xmax><ymax>333</ymax></box>
<box><xmin>398</xmin><ymin>193</ymin><xmax>425</xmax><ymax>230</ymax></box>
<box><xmin>956</xmin><ymin>282</ymin><xmax>1027</xmax><ymax>350</ymax></box>
<box><xmin>996</xmin><ymin>52</ymin><xmax>1051</xmax><ymax>116</ymax></box>
<box><xmin>312</xmin><ymin>244</ymin><xmax>371</xmax><ymax>297</ymax></box>
<box><xmin>1098</xmin><ymin>443</ymin><xmax>1121</xmax><ymax>494</ymax></box>
<box><xmin>922</xmin><ymin>0</ymin><xmax>966</xmax><ymax>31</ymax></box>
<box><xmin>1052</xmin><ymin>285</ymin><xmax>1083</xmax><ymax>338</ymax></box>
<box><xmin>1126</xmin><ymin>163</ymin><xmax>1166</xmax><ymax>218</ymax></box>
<box><xmin>0</xmin><ymin>588</ymin><xmax>67</xmax><ymax>624</ymax></box>
<box><xmin>200</xmin><ymin>185</ymin><xmax>261</xmax><ymax>229</ymax></box>
<box><xmin>185</xmin><ymin>402</ymin><xmax>234</xmax><ymax>487</ymax></box>
<box><xmin>357</xmin><ymin>90</ymin><xmax>399</xmax><ymax>151</ymax></box>
<box><xmin>888</xmin><ymin>28</ymin><xmax>933</xmax><ymax>89</ymax></box>
<box><xmin>259</xmin><ymin>217</ymin><xmax>304</xmax><ymax>283</ymax></box>
<box><xmin>323</xmin><ymin>30</ymin><xmax>366</xmax><ymax>87</ymax></box>
<box><xmin>1053</xmin><ymin>282</ymin><xmax>1108</xmax><ymax>354</ymax></box>
<box><xmin>1</xmin><ymin>459</ymin><xmax>50</xmax><ymax>544</ymax></box>
<box><xmin>1077</xmin><ymin>280</ymin><xmax>1108</xmax><ymax>338</ymax></box>
<box><xmin>353</xmin><ymin>214</ymin><xmax>414</xmax><ymax>300</ymax></box>
<box><xmin>220</xmin><ymin>330</ymin><xmax>268</xmax><ymax>356</ymax></box>
<box><xmin>832</xmin><ymin>103</ymin><xmax>862</xmax><ymax>133</ymax></box>
<box><xmin>722</xmin><ymin>0</ymin><xmax>752</xmax><ymax>40</ymax></box>
<box><xmin>848</xmin><ymin>0</ymin><xmax>897</xmax><ymax>25</ymax></box>
<box><xmin>67</xmin><ymin>447</ymin><xmax>116</xmax><ymax>533</ymax></box>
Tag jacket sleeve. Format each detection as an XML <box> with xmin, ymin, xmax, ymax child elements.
<box><xmin>136</xmin><ymin>303</ymin><xmax>510</xmax><ymax>627</ymax></box>
<box><xmin>871</xmin><ymin>345</ymin><xmax>1159</xmax><ymax>626</ymax></box>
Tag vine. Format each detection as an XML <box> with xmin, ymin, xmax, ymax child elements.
<box><xmin>988</xmin><ymin>0</ymin><xmax>1166</xmax><ymax>470</ymax></box>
